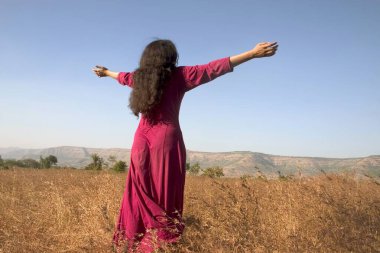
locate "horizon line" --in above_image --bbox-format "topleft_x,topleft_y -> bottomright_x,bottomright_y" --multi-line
0,145 -> 378,160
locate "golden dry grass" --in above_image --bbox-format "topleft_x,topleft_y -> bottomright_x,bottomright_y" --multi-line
0,168 -> 379,252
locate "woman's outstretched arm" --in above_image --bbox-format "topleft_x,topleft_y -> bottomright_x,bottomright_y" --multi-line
92,65 -> 119,79
230,42 -> 278,68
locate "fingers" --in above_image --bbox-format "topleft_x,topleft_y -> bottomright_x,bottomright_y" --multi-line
268,42 -> 277,47
259,42 -> 277,47
264,42 -> 277,49
252,41 -> 279,58
267,45 -> 278,52
266,42 -> 278,55
92,66 -> 105,78
257,42 -> 278,55
93,66 -> 102,72
94,65 -> 108,71
263,46 -> 278,57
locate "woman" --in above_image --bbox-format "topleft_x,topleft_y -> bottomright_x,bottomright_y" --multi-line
93,40 -> 278,252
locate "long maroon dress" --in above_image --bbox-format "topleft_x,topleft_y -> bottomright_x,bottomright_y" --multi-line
113,57 -> 233,252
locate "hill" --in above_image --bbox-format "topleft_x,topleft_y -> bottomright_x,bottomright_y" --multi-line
1,146 -> 379,178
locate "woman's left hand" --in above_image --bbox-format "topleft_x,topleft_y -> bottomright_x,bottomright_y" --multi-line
92,65 -> 109,77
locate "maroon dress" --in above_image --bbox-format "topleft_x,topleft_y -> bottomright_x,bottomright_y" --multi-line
113,57 -> 233,252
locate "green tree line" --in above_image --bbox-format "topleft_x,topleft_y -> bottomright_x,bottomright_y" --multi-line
0,155 -> 58,170
1,154 -> 222,177
84,154 -> 128,172
186,162 -> 224,178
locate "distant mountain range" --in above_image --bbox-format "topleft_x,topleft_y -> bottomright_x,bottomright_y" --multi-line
1,146 -> 379,178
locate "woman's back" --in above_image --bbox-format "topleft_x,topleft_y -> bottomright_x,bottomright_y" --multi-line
117,57 -> 233,125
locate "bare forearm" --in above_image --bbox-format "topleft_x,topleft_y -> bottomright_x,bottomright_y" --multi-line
104,70 -> 119,79
229,51 -> 255,68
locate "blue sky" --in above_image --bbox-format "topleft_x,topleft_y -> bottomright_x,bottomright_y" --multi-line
1,0 -> 379,158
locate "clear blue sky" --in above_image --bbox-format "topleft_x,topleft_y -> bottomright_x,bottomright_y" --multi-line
1,0 -> 379,158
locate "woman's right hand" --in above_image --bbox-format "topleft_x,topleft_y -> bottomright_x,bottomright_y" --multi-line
92,65 -> 109,77
251,42 -> 278,58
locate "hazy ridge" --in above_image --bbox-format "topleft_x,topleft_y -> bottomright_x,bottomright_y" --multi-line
1,146 -> 379,178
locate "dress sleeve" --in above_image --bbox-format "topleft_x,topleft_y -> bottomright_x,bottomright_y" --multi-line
117,72 -> 134,88
182,57 -> 233,92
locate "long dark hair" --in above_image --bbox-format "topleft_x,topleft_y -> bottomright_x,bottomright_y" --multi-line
129,39 -> 178,118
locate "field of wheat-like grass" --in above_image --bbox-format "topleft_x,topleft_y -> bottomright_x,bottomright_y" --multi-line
0,168 -> 379,252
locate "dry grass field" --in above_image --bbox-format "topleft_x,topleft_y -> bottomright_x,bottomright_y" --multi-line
0,168 -> 379,253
